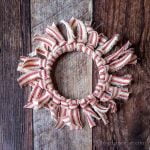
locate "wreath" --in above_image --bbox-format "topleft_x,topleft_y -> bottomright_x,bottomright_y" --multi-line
17,18 -> 137,130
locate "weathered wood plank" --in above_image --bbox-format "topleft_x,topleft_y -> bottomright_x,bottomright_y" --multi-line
31,0 -> 93,150
93,0 -> 150,150
0,0 -> 33,150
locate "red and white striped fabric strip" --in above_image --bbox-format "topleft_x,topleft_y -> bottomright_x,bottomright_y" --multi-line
46,23 -> 66,46
36,79 -> 46,89
47,52 -> 56,61
76,43 -> 86,54
83,106 -> 99,120
48,101 -> 59,121
52,96 -> 61,105
24,84 -> 43,109
39,69 -> 49,80
66,109 -> 82,130
77,20 -> 87,44
35,44 -> 49,57
66,109 -> 75,129
34,79 -> 53,99
58,108 -> 81,130
72,108 -> 83,128
93,88 -> 103,99
62,116 -> 74,130
27,84 -> 43,102
98,65 -> 109,73
32,42 -> 50,57
92,104 -> 109,125
68,100 -> 78,109
117,88 -> 129,100
105,41 -> 131,63
68,41 -> 76,51
98,33 -> 108,46
47,53 -> 56,69
44,78 -> 53,91
117,50 -> 136,65
85,22 -> 99,49
17,69 -> 49,87
87,31 -> 99,49
85,86 -> 99,128
32,91 -> 51,109
96,81 -> 109,91
97,34 -> 120,55
99,92 -> 112,102
106,86 -> 129,100
78,44 -> 93,56
24,102 -> 35,109
98,72 -> 106,81
86,114 -> 96,128
61,20 -> 75,44
60,99 -> 69,109
99,73 -> 110,82
28,79 -> 39,87
19,56 -> 28,61
52,90 -> 62,105
17,70 -> 40,87
62,43 -> 71,52
96,58 -> 106,68
55,118 -> 65,129
18,57 -> 47,71
109,51 -> 133,71
106,86 -> 119,98
86,96 -> 97,105
94,50 -> 103,58
108,100 -> 117,113
53,47 -> 64,57
79,99 -> 88,108
128,53 -> 137,64
91,50 -> 106,66
69,17 -> 78,30
33,34 -> 56,50
87,96 -> 109,125
55,107 -> 68,129
40,59 -> 47,68
98,65 -> 109,81
17,57 -> 39,72
51,50 -> 63,60
93,103 -> 109,113
111,74 -> 132,86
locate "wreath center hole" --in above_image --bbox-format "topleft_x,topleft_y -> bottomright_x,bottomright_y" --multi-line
52,51 -> 95,99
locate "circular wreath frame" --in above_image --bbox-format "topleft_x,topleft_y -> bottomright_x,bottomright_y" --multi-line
17,18 -> 137,130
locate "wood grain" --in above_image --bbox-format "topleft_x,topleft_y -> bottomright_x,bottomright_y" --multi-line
0,0 -> 33,150
31,0 -> 93,150
0,0 -> 149,149
93,0 -> 150,150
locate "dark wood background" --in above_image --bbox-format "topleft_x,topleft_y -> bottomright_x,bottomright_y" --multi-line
0,0 -> 149,150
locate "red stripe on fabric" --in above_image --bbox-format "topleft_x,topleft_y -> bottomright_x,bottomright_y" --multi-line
36,48 -> 46,55
47,27 -> 63,41
34,37 -> 52,47
79,23 -> 82,40
24,64 -> 39,68
18,71 -> 39,83
110,52 -> 132,67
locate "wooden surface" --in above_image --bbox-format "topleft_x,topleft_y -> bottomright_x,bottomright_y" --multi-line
93,0 -> 150,150
0,0 -> 150,150
0,0 -> 32,150
31,0 -> 93,150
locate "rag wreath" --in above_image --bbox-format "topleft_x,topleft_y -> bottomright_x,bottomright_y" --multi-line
17,18 -> 137,130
